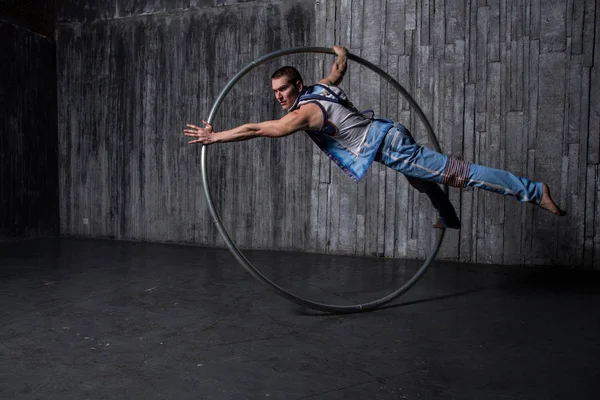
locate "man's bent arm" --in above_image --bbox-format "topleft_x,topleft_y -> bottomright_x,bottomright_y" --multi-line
319,45 -> 348,86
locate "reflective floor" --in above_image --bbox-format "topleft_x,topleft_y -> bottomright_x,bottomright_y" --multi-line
1,238 -> 598,399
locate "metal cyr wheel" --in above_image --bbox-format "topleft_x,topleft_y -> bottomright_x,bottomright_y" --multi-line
200,47 -> 446,313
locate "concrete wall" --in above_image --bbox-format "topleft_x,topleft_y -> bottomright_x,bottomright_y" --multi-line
56,0 -> 317,248
0,10 -> 58,240
56,0 -> 600,268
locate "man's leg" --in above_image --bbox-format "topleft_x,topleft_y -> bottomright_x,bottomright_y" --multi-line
464,162 -> 564,215
405,177 -> 461,229
375,123 -> 565,217
375,125 -> 462,229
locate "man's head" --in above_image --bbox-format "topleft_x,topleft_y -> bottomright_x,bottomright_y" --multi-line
271,66 -> 303,111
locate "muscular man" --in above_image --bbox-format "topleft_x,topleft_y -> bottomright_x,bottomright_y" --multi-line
184,46 -> 565,229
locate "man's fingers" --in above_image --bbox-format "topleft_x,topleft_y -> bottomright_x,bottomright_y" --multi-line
333,45 -> 348,56
188,138 -> 209,145
185,122 -> 212,145
185,122 -> 212,129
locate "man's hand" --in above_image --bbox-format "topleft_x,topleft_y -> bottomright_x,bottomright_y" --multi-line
319,45 -> 349,86
333,45 -> 348,58
184,121 -> 215,145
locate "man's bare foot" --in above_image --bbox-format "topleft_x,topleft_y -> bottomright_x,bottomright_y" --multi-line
539,183 -> 566,216
433,217 -> 461,230
433,218 -> 445,229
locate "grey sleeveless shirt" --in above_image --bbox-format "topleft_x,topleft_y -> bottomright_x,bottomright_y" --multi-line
290,84 -> 373,155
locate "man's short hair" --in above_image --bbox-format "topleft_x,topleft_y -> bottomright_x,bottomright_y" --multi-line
271,66 -> 303,85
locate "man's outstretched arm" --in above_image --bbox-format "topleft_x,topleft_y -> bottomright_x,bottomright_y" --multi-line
184,103 -> 322,145
319,46 -> 349,86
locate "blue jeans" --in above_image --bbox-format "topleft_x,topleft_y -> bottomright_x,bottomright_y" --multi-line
375,123 -> 543,204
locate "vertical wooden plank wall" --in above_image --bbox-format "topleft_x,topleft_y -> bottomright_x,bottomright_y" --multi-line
311,0 -> 599,268
57,0 -> 599,268
57,1 -> 318,248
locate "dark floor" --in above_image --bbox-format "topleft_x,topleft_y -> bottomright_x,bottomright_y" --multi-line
0,238 -> 598,400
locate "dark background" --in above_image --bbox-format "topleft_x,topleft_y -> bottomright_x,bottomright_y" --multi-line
0,0 -> 58,239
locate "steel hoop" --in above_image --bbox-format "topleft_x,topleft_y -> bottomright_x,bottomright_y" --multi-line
200,47 -> 446,313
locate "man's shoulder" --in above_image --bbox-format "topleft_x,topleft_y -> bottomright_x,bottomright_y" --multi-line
308,82 -> 341,92
300,83 -> 347,101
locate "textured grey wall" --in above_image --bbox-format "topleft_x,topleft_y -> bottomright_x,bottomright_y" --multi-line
57,0 -> 317,248
310,0 -> 600,268
0,20 -> 59,240
57,0 -> 600,268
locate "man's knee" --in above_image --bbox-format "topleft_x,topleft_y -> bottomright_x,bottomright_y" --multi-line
440,156 -> 471,188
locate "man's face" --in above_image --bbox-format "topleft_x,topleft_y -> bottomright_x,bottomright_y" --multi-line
271,76 -> 302,111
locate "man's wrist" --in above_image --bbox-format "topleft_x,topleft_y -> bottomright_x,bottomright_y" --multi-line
210,131 -> 221,143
